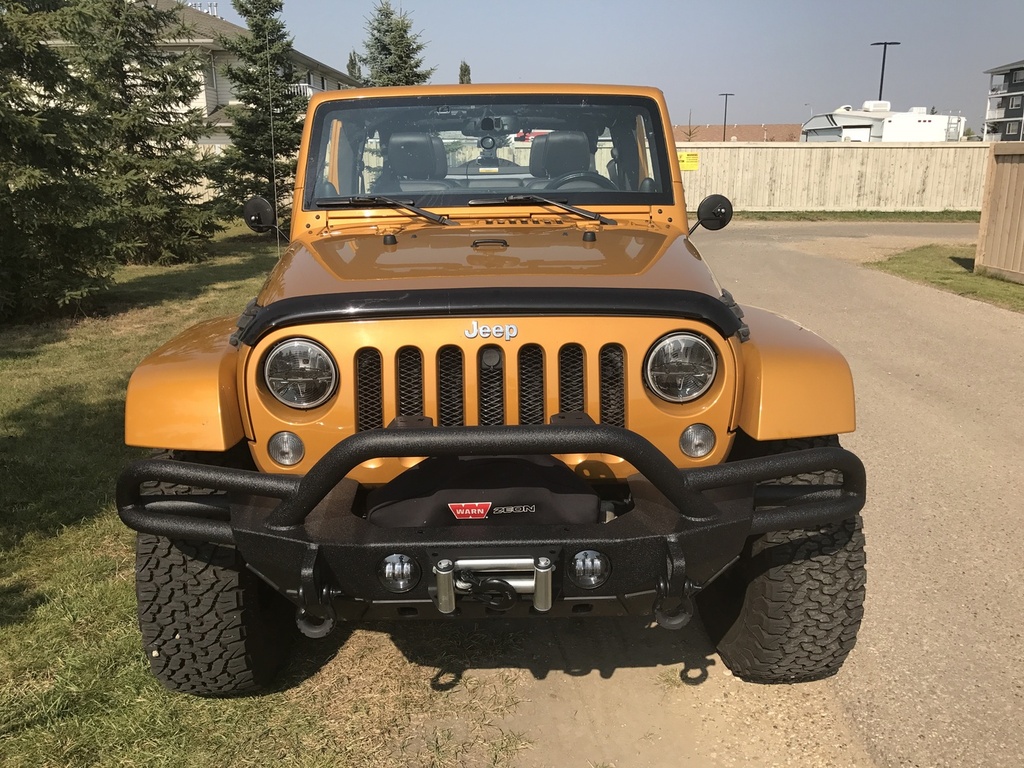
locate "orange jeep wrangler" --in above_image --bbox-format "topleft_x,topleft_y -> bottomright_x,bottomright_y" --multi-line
118,84 -> 866,696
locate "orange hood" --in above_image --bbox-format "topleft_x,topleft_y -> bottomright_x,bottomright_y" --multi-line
256,222 -> 720,306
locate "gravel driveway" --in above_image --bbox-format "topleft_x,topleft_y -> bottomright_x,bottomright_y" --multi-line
489,220 -> 1023,768
310,221 -> 1021,768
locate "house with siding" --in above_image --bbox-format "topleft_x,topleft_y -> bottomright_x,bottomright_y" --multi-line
155,1 -> 359,149
983,58 -> 1024,141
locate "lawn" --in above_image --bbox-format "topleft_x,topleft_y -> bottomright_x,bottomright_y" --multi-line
868,243 -> 1024,314
0,228 -> 528,768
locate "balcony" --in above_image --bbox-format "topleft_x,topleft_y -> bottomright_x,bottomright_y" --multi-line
987,108 -> 1007,120
990,83 -> 1008,95
286,83 -> 323,98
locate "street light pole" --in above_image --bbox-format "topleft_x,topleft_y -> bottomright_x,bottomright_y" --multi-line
871,41 -> 900,101
719,93 -> 734,141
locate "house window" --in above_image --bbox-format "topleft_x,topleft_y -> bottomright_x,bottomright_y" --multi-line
1006,122 -> 1020,135
1014,70 -> 1024,83
1011,96 -> 1023,110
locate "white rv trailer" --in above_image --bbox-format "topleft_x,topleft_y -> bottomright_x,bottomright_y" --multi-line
802,101 -> 965,142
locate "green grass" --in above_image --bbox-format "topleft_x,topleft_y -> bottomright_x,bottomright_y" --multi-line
732,209 -> 980,222
0,227 -> 529,767
868,244 -> 1024,313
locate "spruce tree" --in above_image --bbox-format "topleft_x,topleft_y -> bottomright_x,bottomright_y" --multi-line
1,0 -> 219,321
210,0 -> 307,226
347,49 -> 364,85
63,0 -> 219,265
459,60 -> 471,85
359,1 -> 435,87
0,0 -> 116,319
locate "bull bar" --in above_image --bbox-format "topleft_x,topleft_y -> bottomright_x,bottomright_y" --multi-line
117,424 -> 865,625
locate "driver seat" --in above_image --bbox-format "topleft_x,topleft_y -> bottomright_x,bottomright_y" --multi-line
527,131 -> 600,189
385,132 -> 455,192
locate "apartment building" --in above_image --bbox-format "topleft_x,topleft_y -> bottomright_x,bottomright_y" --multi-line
983,58 -> 1024,141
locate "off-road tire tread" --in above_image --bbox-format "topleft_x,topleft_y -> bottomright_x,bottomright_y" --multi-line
135,534 -> 293,696
705,435 -> 866,684
135,448 -> 293,696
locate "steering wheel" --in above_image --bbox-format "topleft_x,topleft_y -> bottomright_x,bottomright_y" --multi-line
545,171 -> 618,190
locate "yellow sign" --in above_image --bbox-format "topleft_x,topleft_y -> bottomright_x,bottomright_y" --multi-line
678,151 -> 699,171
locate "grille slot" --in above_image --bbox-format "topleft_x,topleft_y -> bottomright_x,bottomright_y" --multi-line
351,341 -> 625,428
355,348 -> 383,431
478,346 -> 505,426
599,345 -> 626,427
437,346 -> 465,427
396,347 -> 423,416
518,344 -> 545,425
558,344 -> 585,413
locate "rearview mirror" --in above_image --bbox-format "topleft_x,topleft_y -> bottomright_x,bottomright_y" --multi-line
243,197 -> 277,234
690,194 -> 733,235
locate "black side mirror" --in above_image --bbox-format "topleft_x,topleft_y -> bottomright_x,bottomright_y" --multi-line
243,197 -> 277,234
689,194 -> 733,235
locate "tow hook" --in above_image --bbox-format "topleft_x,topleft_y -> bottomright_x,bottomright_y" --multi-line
653,576 -> 698,630
653,556 -> 739,630
295,543 -> 338,637
296,609 -> 336,638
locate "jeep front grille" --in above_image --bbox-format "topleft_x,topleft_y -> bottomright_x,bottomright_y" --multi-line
355,349 -> 384,431
353,343 -> 626,430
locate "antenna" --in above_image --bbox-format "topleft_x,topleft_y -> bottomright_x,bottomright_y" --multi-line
264,25 -> 282,257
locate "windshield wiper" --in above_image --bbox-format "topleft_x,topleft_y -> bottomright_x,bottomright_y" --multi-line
314,195 -> 458,226
467,194 -> 616,225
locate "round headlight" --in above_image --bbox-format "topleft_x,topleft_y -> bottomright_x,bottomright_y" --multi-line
644,333 -> 717,403
264,338 -> 337,408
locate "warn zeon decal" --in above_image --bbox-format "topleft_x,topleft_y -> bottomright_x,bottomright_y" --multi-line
447,502 -> 537,520
448,502 -> 491,520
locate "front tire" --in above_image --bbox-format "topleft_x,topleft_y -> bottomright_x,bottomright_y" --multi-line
136,534 -> 296,696
699,436 -> 867,683
135,448 -> 296,696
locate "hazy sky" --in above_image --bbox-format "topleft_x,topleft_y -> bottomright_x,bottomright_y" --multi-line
213,0 -> 1024,129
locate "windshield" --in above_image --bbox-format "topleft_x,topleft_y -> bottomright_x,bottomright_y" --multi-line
303,94 -> 673,209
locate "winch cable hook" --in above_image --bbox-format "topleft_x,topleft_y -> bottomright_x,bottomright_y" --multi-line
456,569 -> 518,611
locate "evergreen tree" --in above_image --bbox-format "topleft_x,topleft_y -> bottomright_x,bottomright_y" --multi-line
210,0 -> 307,226
63,0 -> 219,265
458,60 -> 471,84
347,49 -> 364,85
359,1 -> 435,87
0,1 -> 115,319
2,0 -> 216,319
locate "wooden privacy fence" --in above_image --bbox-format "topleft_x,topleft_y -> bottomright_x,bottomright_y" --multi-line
675,142 -> 989,212
976,143 -> 1024,284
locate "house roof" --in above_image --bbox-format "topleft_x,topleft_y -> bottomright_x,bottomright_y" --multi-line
985,59 -> 1024,75
673,123 -> 802,142
154,0 -> 249,41
153,0 -> 360,86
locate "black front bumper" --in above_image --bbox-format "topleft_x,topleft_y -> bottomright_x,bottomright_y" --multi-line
117,424 -> 865,623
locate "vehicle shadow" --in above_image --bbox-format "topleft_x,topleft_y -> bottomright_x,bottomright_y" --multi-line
279,614 -> 719,692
